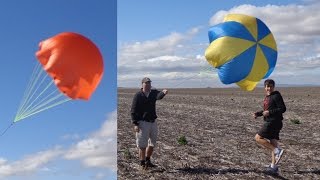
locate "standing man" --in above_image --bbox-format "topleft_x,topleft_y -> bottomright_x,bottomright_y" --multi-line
131,77 -> 168,169
253,79 -> 286,174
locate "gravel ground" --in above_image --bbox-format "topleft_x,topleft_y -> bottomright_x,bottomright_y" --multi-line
118,87 -> 320,180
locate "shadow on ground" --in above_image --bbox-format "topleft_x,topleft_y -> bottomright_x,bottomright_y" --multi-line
176,167 -> 289,180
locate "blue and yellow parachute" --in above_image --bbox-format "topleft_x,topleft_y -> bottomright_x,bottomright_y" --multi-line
205,14 -> 277,91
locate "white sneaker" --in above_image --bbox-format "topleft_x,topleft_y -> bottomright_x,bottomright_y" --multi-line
266,164 -> 279,174
275,148 -> 284,164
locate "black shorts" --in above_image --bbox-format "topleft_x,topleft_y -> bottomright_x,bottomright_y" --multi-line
258,121 -> 283,140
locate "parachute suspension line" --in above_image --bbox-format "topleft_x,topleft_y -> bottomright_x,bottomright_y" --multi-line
198,65 -> 216,88
173,73 -> 201,88
17,79 -> 54,118
15,95 -> 71,122
14,62 -> 71,122
16,67 -> 48,116
17,89 -> 68,120
15,63 -> 42,117
18,86 -> 59,117
0,122 -> 14,137
173,65 -> 215,88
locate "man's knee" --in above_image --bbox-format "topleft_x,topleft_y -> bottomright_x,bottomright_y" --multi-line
255,134 -> 262,142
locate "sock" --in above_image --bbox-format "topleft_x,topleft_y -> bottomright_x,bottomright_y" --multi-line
270,163 -> 275,168
274,147 -> 279,154
146,157 -> 150,161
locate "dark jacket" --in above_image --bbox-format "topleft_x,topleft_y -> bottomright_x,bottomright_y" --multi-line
255,91 -> 286,123
131,89 -> 166,125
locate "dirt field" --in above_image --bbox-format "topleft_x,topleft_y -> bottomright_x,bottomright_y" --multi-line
118,87 -> 320,180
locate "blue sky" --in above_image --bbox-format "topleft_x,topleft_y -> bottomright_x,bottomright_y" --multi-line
118,0 -> 295,42
0,1 -> 116,180
118,0 -> 320,88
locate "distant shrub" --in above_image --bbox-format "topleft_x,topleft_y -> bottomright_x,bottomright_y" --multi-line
123,148 -> 132,159
290,118 -> 301,124
177,135 -> 188,145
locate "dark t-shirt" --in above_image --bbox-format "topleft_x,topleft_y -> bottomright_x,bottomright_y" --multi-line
131,89 -> 165,125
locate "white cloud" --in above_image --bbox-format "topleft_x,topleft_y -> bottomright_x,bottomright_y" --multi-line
0,148 -> 63,178
118,27 -> 216,87
138,55 -> 185,63
119,32 -> 186,65
119,1 -> 320,87
61,134 -> 81,141
94,172 -> 106,180
209,3 -> 320,45
64,111 -> 117,171
0,110 -> 117,179
118,27 -> 201,65
0,159 -> 6,166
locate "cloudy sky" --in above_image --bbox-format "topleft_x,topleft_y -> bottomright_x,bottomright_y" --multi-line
0,111 -> 117,180
118,0 -> 320,88
0,1 -> 116,179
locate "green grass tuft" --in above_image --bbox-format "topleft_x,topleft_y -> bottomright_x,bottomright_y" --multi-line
123,148 -> 132,159
177,135 -> 188,145
290,118 -> 301,124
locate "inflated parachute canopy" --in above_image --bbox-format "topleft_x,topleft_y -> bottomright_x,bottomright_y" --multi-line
205,14 -> 277,91
36,32 -> 104,100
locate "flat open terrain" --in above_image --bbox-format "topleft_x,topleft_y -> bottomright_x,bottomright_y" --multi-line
118,87 -> 320,179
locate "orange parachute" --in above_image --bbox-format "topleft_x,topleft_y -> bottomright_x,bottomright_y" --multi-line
35,32 -> 104,100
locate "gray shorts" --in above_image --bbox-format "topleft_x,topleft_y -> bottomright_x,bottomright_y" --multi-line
136,120 -> 158,148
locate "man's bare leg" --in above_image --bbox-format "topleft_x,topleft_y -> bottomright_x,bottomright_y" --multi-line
146,146 -> 153,158
139,148 -> 146,168
255,134 -> 276,151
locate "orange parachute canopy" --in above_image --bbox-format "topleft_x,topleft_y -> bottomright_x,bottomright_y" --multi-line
35,32 -> 104,100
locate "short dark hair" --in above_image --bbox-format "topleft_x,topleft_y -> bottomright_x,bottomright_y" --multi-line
264,79 -> 275,87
